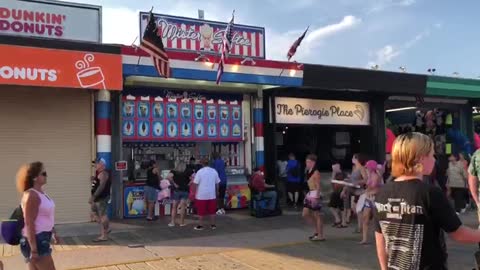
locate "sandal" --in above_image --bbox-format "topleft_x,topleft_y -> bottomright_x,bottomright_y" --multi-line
331,222 -> 341,227
308,233 -> 318,240
310,235 -> 326,242
336,224 -> 348,228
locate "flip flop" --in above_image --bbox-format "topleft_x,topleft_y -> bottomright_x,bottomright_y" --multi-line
92,238 -> 108,242
331,222 -> 341,227
336,224 -> 348,228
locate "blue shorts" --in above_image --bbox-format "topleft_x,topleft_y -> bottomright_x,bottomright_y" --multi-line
172,191 -> 189,201
20,231 -> 52,262
144,186 -> 158,203
363,198 -> 375,209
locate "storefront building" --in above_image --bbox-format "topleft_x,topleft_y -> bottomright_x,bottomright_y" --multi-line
0,1 -> 122,223
263,64 -> 427,180
113,12 -> 302,218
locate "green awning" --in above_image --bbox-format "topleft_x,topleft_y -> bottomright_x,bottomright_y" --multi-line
427,76 -> 480,98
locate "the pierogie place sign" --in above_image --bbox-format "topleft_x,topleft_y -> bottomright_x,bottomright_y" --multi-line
274,97 -> 370,126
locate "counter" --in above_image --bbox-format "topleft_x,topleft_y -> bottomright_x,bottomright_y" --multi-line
122,167 -> 250,218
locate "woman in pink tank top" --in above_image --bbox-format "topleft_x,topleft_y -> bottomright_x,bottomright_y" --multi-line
359,160 -> 382,245
17,162 -> 57,270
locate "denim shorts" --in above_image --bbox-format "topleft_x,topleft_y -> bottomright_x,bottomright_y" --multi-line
20,231 -> 52,262
144,186 -> 158,203
172,191 -> 189,202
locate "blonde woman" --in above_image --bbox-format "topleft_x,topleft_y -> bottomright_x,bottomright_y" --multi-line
168,161 -> 191,227
302,154 -> 324,241
375,132 -> 480,270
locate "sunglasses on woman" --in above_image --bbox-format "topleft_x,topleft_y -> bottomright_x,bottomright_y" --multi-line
41,171 -> 48,177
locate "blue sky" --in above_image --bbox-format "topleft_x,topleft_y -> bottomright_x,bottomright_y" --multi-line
70,0 -> 480,78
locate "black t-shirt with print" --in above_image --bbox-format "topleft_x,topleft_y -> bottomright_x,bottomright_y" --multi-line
374,179 -> 462,270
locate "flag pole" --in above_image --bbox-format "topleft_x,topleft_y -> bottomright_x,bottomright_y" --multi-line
212,10 -> 235,70
137,6 -> 155,66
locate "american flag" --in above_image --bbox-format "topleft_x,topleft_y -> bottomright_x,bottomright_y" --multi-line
216,11 -> 235,85
140,11 -> 171,78
287,26 -> 309,61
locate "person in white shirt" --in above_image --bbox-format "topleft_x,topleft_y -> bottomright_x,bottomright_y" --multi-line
193,158 -> 220,230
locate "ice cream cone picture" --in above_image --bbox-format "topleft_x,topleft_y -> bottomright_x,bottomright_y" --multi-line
195,105 -> 204,120
233,107 -> 240,120
220,106 -> 229,120
126,191 -> 134,214
138,121 -> 149,137
200,24 -> 214,51
153,122 -> 163,137
153,103 -> 163,118
123,101 -> 134,117
207,106 -> 216,120
182,122 -> 191,137
123,121 -> 134,136
195,123 -> 204,137
221,123 -> 229,137
208,123 -> 216,137
168,122 -> 178,137
138,102 -> 149,118
75,54 -> 106,89
233,123 -> 241,137
181,105 -> 191,119
167,104 -> 177,119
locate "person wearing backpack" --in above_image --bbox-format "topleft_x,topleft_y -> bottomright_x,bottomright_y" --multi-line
286,153 -> 302,208
17,162 -> 57,270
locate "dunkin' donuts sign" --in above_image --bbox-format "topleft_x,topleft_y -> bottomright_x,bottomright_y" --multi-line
274,97 -> 370,126
0,0 -> 101,42
0,44 -> 122,90
140,12 -> 266,59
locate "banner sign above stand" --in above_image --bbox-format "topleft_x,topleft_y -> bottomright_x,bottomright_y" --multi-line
273,97 -> 370,126
139,12 -> 266,59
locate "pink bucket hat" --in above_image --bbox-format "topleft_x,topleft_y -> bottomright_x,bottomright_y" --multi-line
365,160 -> 378,172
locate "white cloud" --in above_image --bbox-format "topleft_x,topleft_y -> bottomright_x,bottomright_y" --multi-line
368,0 -> 417,13
399,0 -> 416,6
367,27 -> 432,68
267,15 -> 361,61
75,0 -> 229,45
367,45 -> 400,67
306,15 -> 361,43
102,7 -> 139,44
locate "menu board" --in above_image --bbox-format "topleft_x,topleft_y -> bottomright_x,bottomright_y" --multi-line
122,96 -> 242,142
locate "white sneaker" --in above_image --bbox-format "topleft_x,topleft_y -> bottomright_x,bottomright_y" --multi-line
168,222 -> 175,227
461,208 -> 467,214
216,209 -> 226,215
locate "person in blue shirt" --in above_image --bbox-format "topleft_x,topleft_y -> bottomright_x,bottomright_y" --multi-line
286,153 -> 301,207
212,152 -> 228,215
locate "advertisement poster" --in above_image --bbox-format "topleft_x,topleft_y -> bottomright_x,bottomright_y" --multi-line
225,184 -> 251,209
124,185 -> 147,218
122,96 -> 242,142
